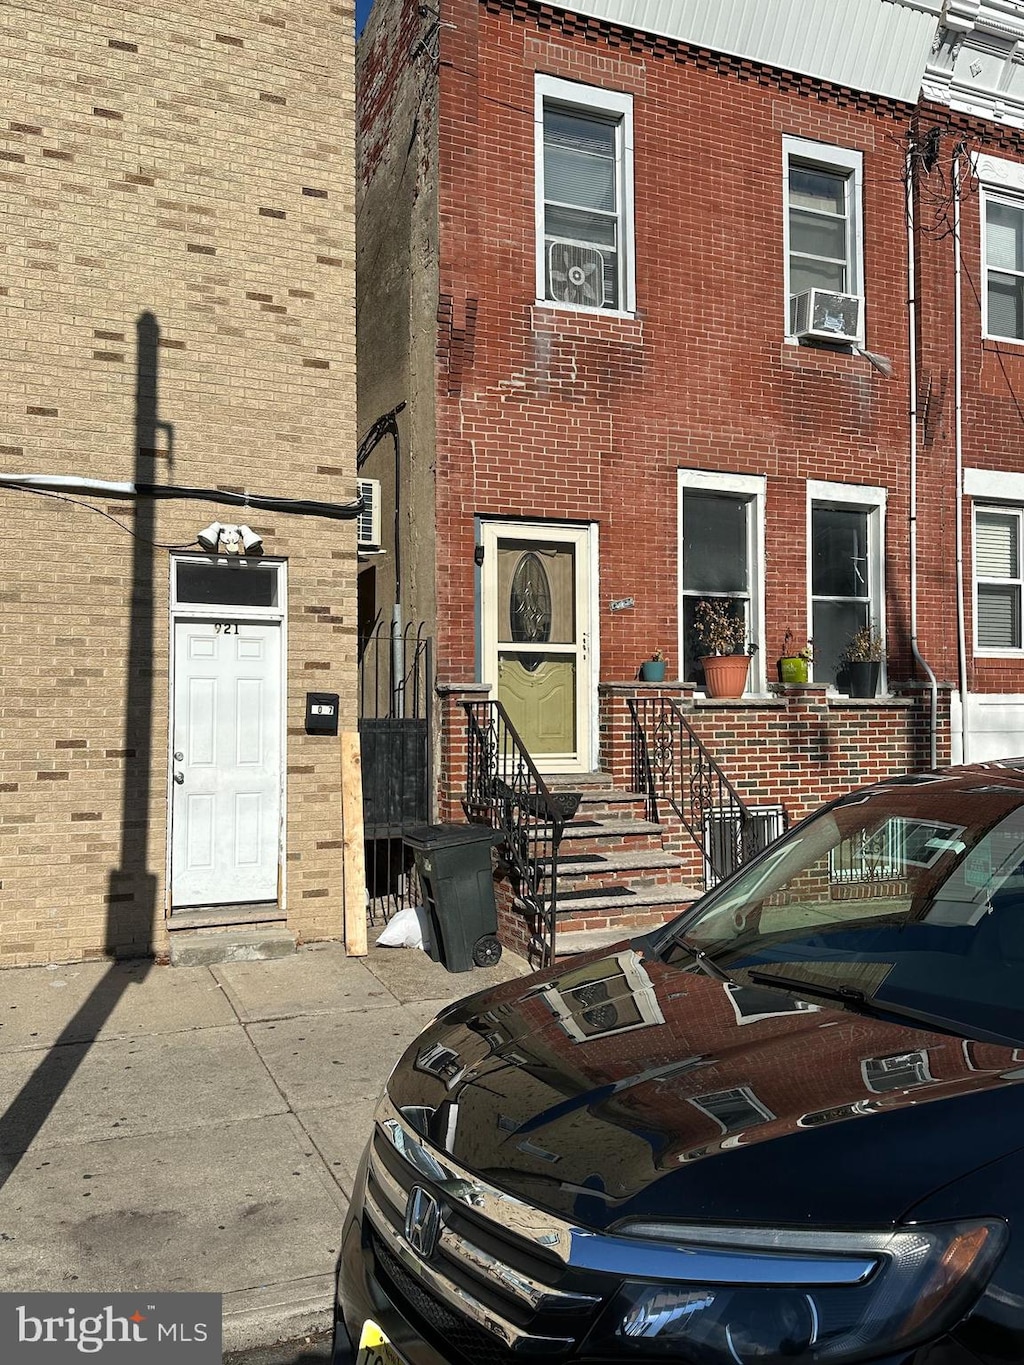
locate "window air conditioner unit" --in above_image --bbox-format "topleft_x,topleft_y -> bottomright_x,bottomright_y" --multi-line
792,289 -> 863,344
356,477 -> 381,550
548,242 -> 607,308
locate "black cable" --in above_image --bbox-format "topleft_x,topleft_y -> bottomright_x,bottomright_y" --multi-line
136,482 -> 365,519
5,484 -> 198,549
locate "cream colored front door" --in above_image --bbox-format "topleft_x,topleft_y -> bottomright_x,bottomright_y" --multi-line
481,522 -> 595,772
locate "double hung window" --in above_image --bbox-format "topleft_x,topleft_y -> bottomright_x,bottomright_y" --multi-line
783,137 -> 863,335
983,195 -> 1024,341
974,155 -> 1024,340
535,75 -> 634,313
809,482 -> 885,689
679,471 -> 765,692
974,507 -> 1024,650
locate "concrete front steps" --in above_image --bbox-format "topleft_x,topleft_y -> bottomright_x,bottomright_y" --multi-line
166,904 -> 297,966
542,774 -> 701,956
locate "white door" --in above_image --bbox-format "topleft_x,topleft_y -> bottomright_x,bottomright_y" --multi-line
171,620 -> 282,907
481,522 -> 595,772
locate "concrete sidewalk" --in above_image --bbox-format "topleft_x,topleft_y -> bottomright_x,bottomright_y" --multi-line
0,937 -> 530,1353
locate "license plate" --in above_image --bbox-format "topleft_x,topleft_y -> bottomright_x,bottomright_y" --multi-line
357,1319 -> 409,1365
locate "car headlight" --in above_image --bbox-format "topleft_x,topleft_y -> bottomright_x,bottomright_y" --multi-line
601,1219 -> 1006,1362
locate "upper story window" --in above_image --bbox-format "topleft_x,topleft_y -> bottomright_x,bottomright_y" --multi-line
535,75 -> 634,314
983,194 -> 1024,341
783,137 -> 863,339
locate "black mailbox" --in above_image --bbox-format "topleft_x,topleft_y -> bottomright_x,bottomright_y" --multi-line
305,691 -> 339,735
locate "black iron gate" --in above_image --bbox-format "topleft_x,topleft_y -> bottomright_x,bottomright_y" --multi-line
358,622 -> 432,923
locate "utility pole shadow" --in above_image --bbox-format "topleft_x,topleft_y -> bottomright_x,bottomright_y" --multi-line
0,313 -> 168,1187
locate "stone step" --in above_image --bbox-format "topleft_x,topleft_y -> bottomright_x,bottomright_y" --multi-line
552,877 -> 697,940
559,816 -> 665,850
169,925 -> 297,967
573,789 -> 650,820
554,927 -> 636,957
553,847 -> 690,892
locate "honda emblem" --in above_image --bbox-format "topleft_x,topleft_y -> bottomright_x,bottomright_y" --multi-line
404,1185 -> 441,1259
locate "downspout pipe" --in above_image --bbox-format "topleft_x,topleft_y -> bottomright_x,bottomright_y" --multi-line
907,146 -> 939,770
953,152 -> 971,763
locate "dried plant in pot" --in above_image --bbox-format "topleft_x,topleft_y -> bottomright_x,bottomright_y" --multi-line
842,625 -> 886,698
779,630 -> 813,684
640,648 -> 667,683
693,599 -> 751,698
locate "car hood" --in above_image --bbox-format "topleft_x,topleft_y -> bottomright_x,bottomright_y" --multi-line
387,943 -> 1024,1229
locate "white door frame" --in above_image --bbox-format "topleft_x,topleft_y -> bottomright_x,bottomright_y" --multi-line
166,555 -> 288,912
478,519 -> 599,773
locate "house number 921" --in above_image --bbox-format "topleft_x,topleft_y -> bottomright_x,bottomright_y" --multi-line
214,623 -> 238,634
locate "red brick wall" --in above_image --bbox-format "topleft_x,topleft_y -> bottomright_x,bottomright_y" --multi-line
912,110 -> 1024,699
434,0 -> 920,685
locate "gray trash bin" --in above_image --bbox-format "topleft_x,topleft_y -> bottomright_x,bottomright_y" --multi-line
403,823 -> 502,973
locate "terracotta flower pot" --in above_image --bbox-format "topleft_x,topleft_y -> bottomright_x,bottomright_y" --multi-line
701,653 -> 749,698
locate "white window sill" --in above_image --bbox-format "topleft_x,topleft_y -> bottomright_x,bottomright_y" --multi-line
534,299 -> 637,321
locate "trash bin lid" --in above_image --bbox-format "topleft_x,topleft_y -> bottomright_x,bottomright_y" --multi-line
403,822 -> 501,850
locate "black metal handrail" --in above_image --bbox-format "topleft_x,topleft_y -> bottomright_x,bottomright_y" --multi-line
628,695 -> 785,889
462,700 -> 576,969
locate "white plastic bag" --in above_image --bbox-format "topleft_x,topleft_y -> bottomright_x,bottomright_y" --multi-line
377,905 -> 432,952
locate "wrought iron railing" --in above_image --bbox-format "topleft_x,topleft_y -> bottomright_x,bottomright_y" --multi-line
629,695 -> 786,889
358,622 -> 433,924
462,700 -> 579,969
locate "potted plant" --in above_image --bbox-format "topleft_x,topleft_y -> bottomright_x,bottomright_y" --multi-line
778,630 -> 812,684
842,624 -> 885,698
693,598 -> 751,698
640,648 -> 667,683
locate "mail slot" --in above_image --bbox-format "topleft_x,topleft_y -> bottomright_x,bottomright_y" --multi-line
305,691 -> 340,735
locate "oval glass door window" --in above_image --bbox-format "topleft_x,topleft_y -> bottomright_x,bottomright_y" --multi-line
510,552 -> 552,669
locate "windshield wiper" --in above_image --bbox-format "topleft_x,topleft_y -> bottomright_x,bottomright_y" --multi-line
745,969 -> 1020,1044
677,936 -> 736,985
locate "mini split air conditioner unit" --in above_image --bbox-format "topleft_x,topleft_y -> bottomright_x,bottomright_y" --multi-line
792,288 -> 863,344
548,242 -> 607,308
356,477 -> 382,550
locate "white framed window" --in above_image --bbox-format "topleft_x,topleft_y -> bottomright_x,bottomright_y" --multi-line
535,75 -> 634,314
982,193 -> 1024,341
975,155 -> 1024,341
808,480 -> 885,690
783,137 -> 863,336
678,470 -> 766,693
974,505 -> 1024,651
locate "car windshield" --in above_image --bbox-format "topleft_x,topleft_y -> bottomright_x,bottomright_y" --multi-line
659,774 -> 1024,1045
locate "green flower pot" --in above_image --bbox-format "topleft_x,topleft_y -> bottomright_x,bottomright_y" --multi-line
779,656 -> 809,684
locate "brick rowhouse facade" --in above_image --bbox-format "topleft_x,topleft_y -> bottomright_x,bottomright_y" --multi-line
0,1 -> 358,966
358,0 -> 1024,947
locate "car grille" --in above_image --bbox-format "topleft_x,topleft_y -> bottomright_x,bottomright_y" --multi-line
372,1230 -> 520,1365
363,1097 -> 610,1362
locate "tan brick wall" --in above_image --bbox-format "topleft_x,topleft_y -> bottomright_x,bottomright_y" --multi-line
0,1 -> 357,965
